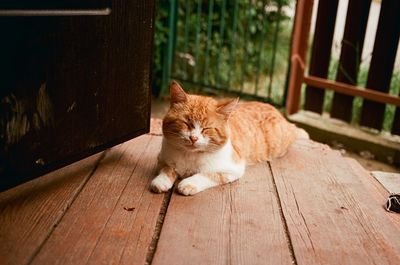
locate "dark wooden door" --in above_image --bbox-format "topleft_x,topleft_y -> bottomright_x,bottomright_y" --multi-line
0,0 -> 155,190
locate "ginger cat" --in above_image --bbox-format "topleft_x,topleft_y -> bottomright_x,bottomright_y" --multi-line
150,81 -> 308,195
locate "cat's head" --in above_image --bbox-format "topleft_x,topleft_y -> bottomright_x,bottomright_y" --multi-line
162,81 -> 238,152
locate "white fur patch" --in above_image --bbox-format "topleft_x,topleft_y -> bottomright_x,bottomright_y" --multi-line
150,173 -> 173,193
178,174 -> 218,195
200,139 -> 245,176
182,122 -> 209,148
193,122 -> 202,136
159,139 -> 245,178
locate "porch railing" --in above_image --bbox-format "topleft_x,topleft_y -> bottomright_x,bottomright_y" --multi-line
157,0 -> 400,136
159,0 -> 294,106
287,0 -> 400,136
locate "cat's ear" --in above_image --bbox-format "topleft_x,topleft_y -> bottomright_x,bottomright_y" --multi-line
216,98 -> 239,118
170,81 -> 188,105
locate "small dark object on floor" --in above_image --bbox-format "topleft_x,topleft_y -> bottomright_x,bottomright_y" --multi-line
386,194 -> 400,213
123,207 -> 135,211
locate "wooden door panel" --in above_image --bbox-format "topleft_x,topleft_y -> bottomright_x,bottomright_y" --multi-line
0,0 -> 155,190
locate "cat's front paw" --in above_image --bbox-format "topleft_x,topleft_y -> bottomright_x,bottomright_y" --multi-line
150,174 -> 173,193
177,179 -> 199,196
177,174 -> 219,196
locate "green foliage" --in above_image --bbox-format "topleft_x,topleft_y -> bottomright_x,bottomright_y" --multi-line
153,0 -> 294,103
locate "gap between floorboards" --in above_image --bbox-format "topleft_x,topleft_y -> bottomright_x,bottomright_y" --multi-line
145,187 -> 174,265
268,161 -> 298,265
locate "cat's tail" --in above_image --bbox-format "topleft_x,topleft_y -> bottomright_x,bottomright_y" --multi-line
296,128 -> 309,139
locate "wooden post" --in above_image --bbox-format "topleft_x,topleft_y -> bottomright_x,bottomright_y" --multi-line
286,0 -> 314,115
330,0 -> 371,122
304,0 -> 339,114
360,0 -> 400,130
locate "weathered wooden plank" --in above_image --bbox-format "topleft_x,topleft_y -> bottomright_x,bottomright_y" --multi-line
152,163 -> 293,265
31,135 -> 164,265
270,139 -> 400,265
304,0 -> 339,114
360,0 -> 400,130
330,0 -> 371,121
344,158 -> 391,197
86,136 -> 164,265
0,152 -> 103,265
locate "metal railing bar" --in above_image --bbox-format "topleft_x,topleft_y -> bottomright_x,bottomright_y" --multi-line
204,0 -> 215,84
160,0 -> 178,96
267,0 -> 283,99
193,0 -> 202,83
216,0 -> 227,87
239,0 -> 252,94
254,0 -> 268,96
182,0 -> 192,79
282,3 -> 297,108
227,0 -> 240,89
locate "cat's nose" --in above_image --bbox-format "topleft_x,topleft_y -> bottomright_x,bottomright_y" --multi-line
189,135 -> 198,144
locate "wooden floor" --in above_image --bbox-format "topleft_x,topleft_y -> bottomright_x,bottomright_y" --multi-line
1,133 -> 400,265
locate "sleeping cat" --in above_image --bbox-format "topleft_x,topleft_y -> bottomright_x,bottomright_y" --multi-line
150,81 -> 308,196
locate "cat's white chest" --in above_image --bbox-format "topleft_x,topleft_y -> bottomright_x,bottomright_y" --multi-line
159,139 -> 244,178
169,149 -> 201,177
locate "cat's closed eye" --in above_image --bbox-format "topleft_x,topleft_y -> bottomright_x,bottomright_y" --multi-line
182,121 -> 192,129
202,127 -> 213,132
